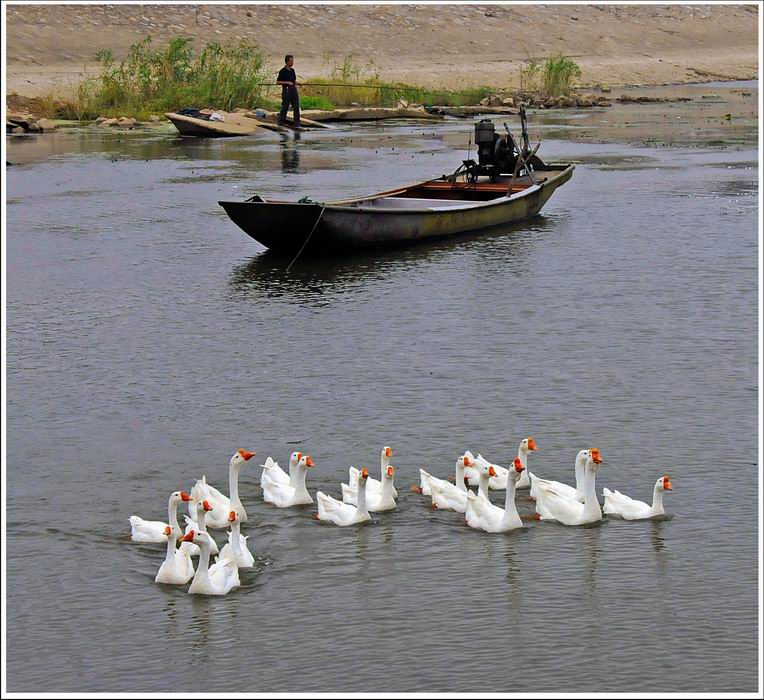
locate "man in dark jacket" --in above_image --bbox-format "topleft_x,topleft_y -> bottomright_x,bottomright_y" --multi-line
276,54 -> 300,127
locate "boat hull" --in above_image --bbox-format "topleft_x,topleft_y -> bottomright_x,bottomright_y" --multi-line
219,165 -> 573,254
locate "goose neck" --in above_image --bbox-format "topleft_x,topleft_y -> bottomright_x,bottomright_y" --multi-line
651,487 -> 665,515
230,520 -> 241,557
164,532 -> 177,565
455,461 -> 467,492
168,498 -> 181,531
356,480 -> 369,516
229,464 -> 241,502
477,473 -> 490,499
502,476 -> 519,519
581,464 -> 601,518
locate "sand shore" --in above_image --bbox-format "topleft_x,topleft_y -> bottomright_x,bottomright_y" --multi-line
5,4 -> 759,97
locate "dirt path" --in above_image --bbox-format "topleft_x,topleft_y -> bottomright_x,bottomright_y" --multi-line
5,4 -> 758,97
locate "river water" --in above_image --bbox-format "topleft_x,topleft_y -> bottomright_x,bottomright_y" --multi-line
5,104 -> 759,692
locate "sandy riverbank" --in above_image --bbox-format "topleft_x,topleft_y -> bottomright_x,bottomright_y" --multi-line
4,4 -> 759,97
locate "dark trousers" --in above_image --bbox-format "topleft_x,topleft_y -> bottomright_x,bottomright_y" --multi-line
278,86 -> 300,125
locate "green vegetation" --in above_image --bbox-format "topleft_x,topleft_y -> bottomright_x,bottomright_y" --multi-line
293,53 -> 492,109
519,53 -> 581,97
298,95 -> 336,111
72,35 -> 270,119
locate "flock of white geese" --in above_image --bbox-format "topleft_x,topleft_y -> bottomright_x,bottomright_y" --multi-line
130,440 -> 673,596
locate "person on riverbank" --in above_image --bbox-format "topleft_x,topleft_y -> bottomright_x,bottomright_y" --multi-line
276,54 -> 301,128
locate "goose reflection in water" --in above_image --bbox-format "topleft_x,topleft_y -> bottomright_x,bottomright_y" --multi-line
226,214 -> 552,304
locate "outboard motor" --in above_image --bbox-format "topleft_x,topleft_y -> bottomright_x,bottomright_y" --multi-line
473,119 -> 517,180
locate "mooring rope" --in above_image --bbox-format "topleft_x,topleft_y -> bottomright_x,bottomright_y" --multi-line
286,204 -> 327,273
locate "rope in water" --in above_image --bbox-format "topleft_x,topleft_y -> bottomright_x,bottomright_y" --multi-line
285,204 -> 327,273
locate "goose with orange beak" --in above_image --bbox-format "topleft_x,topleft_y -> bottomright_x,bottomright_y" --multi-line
534,449 -> 605,526
465,458 -> 525,532
415,452 -> 475,497
219,510 -> 255,567
263,454 -> 316,507
345,446 -> 398,501
464,438 -> 537,490
342,465 -> 397,512
316,468 -> 372,526
180,529 -> 240,596
260,451 -> 304,489
603,474 -> 673,520
155,525 -> 195,585
428,454 -> 490,512
529,449 -> 589,503
189,449 -> 256,528
130,490 -> 193,543
180,499 -> 219,557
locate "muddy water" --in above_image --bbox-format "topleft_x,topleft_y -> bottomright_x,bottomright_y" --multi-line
5,93 -> 759,692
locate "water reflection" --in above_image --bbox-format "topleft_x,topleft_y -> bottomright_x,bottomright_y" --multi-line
226,215 -> 552,304
281,133 -> 301,174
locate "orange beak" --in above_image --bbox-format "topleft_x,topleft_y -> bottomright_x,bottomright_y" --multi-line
663,475 -> 672,491
228,511 -> 236,522
488,466 -> 497,477
361,468 -> 369,479
202,500 -> 213,512
514,458 -> 524,472
237,449 -> 256,461
296,452 -> 302,460
527,437 -> 536,451
305,455 -> 315,468
385,447 -> 393,458
180,491 -> 192,502
591,448 -> 602,464
463,456 -> 470,466
180,531 -> 195,543
387,466 -> 394,477
163,525 -> 172,536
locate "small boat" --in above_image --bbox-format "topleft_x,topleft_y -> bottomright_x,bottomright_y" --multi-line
166,110 -> 285,137
219,115 -> 574,254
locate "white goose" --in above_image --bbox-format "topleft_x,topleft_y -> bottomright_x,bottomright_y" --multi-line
516,437 -> 537,489
180,530 -> 240,596
180,499 -> 219,557
260,451 -> 303,489
130,490 -> 192,543
218,510 -> 255,567
155,525 -> 195,585
345,446 -> 398,500
414,453 -> 475,496
317,468 -> 372,526
189,448 -> 255,528
529,449 -> 588,501
342,465 -> 397,512
465,457 -> 525,533
534,449 -> 604,526
428,456 -> 489,513
263,454 -> 315,507
604,474 -> 673,520
464,438 -> 537,490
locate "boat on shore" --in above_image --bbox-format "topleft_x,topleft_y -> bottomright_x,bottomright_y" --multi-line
219,115 -> 574,254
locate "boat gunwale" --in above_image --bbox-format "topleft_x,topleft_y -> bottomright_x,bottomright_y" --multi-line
220,164 -> 574,215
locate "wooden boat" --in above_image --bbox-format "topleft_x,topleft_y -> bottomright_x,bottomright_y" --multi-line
165,111 -> 286,137
219,116 -> 573,253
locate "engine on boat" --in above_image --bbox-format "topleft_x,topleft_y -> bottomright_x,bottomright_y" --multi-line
474,119 -> 518,179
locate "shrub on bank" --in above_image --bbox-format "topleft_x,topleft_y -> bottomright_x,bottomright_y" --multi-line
70,35 -> 270,119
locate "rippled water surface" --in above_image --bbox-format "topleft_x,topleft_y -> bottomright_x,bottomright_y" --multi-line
5,116 -> 759,692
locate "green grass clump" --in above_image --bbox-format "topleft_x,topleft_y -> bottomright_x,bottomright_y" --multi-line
299,95 -> 336,110
542,53 -> 582,97
519,53 -> 581,97
72,35 -> 269,119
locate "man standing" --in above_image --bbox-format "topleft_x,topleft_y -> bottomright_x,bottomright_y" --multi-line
276,54 -> 300,127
